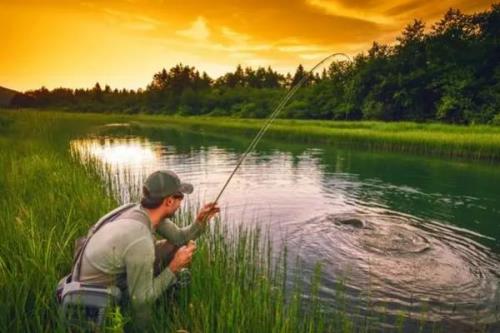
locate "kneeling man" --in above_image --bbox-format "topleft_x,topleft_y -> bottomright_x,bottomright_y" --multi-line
75,170 -> 219,326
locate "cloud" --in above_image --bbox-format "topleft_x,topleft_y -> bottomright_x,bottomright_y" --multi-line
277,45 -> 326,53
220,26 -> 251,44
106,12 -> 159,31
119,0 -> 387,45
176,16 -> 211,41
306,0 -> 397,25
298,52 -> 330,60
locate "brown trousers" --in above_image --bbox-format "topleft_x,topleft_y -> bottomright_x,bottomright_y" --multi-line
153,240 -> 179,277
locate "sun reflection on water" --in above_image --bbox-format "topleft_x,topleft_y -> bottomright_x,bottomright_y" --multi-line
70,137 -> 166,202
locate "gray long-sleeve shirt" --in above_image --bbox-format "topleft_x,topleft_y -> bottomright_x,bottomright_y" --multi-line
79,204 -> 204,306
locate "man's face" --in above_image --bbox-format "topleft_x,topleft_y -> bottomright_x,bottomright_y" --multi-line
164,192 -> 184,218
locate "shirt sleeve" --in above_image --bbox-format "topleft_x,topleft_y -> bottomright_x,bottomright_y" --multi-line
156,219 -> 205,246
123,236 -> 177,306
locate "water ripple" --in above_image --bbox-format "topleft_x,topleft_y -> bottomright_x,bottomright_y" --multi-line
288,211 -> 500,325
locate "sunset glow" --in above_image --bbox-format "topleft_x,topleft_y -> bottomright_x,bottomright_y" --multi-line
1,0 -> 494,91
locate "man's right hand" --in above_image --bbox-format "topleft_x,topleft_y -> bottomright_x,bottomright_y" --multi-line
168,241 -> 196,273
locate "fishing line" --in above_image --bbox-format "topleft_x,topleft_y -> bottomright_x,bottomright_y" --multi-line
213,52 -> 352,204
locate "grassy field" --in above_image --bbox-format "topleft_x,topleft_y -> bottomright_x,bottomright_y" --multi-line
0,109 -> 497,332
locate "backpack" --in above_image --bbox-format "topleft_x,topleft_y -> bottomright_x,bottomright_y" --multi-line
55,203 -> 136,327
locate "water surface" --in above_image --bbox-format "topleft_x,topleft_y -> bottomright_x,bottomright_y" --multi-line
71,123 -> 500,331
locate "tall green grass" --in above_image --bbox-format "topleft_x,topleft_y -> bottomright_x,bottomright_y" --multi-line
0,112 -> 116,332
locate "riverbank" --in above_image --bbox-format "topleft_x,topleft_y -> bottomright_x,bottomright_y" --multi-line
0,110 -> 343,331
138,114 -> 500,162
3,108 -> 500,162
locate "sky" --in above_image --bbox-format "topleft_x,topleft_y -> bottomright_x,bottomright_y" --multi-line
1,0 -> 495,91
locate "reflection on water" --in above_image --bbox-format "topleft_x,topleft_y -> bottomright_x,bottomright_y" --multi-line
70,128 -> 500,331
70,137 -> 166,202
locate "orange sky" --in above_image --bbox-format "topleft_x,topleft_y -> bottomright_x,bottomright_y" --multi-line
1,0 -> 495,91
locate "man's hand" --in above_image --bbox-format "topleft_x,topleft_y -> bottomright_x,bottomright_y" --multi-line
168,241 -> 196,273
196,202 -> 220,225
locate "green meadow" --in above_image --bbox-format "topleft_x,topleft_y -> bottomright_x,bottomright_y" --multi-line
0,109 -> 498,332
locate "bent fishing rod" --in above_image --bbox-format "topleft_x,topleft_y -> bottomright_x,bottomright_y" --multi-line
213,52 -> 352,204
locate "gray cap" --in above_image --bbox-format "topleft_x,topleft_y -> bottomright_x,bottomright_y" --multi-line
143,170 -> 193,199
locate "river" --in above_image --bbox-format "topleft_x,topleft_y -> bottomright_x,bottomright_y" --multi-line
70,122 -> 500,332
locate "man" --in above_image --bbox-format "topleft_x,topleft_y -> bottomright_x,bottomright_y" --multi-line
76,170 -> 219,325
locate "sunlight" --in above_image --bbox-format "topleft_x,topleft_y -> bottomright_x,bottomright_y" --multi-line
71,138 -> 160,166
70,137 -> 167,202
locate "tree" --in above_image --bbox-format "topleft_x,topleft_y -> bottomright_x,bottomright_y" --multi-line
150,68 -> 169,90
291,64 -> 308,87
92,82 -> 103,102
397,19 -> 426,48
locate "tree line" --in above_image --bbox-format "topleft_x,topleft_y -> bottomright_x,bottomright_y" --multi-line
10,4 -> 500,124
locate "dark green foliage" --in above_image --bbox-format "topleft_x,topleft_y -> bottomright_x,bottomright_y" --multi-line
9,5 -> 500,124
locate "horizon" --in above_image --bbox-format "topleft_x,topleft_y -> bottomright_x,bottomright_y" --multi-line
1,0 -> 495,92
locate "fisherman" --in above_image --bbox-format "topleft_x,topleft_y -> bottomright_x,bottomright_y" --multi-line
58,170 -> 219,329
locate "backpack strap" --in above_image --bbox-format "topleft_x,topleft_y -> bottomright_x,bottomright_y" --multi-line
72,203 -> 136,282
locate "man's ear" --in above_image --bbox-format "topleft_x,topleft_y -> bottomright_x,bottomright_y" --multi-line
163,196 -> 173,207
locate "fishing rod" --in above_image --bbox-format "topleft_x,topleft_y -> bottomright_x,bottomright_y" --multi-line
213,52 -> 352,204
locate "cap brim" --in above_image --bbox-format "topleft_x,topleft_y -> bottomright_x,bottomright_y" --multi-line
178,182 -> 194,194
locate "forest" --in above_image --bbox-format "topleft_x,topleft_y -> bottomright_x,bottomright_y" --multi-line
9,5 -> 500,124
